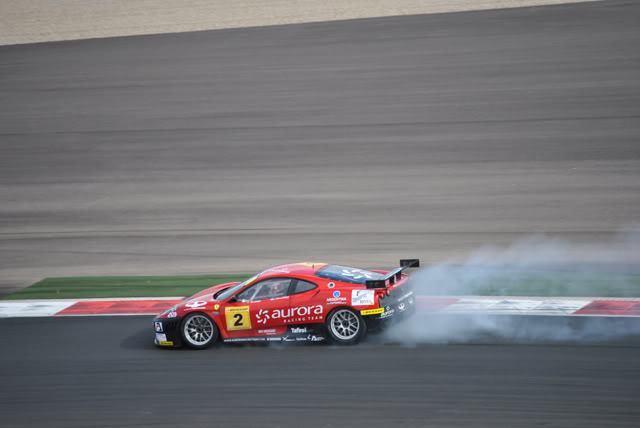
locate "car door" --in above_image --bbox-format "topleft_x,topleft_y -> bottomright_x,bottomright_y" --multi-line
222,277 -> 292,338
287,279 -> 324,324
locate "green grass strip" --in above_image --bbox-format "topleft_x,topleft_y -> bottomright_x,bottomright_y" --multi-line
4,268 -> 640,300
3,274 -> 251,300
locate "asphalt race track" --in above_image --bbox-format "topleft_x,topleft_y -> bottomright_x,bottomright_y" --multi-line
1,316 -> 639,428
1,0 -> 640,292
2,1 -> 640,427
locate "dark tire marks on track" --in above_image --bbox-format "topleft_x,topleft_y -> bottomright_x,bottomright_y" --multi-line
1,316 -> 640,428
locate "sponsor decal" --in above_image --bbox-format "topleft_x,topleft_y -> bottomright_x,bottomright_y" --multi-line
256,309 -> 270,324
262,334 -> 325,342
156,333 -> 167,342
224,337 -> 268,343
162,305 -> 177,318
214,304 -> 220,310
211,311 -> 220,315
244,275 -> 259,285
154,322 -> 163,332
328,282 -> 335,288
297,262 -> 327,267
263,267 -> 291,274
158,341 -> 174,346
326,290 -> 347,305
295,335 -> 324,342
290,327 -> 307,334
380,306 -> 395,319
277,334 -> 324,343
256,305 -> 323,325
352,290 -> 375,306
408,296 -> 415,305
341,268 -> 377,281
222,335 -> 334,343
397,291 -> 414,302
185,301 -> 207,309
398,303 -> 406,312
360,308 -> 384,316
225,306 -> 252,330
258,329 -> 277,335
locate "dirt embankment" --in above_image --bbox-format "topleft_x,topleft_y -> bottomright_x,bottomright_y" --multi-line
0,0 -> 593,45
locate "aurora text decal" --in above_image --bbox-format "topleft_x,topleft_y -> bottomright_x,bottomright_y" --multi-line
256,305 -> 323,325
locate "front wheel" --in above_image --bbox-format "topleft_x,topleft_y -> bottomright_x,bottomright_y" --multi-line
326,308 -> 366,345
181,312 -> 219,349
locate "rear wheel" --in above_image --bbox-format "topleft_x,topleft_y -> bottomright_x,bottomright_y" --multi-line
181,312 -> 218,349
326,308 -> 366,345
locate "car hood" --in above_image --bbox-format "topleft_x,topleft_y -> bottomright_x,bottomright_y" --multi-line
186,281 -> 240,301
156,282 -> 238,318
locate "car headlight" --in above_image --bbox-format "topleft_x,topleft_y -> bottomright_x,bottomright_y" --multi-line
160,305 -> 177,316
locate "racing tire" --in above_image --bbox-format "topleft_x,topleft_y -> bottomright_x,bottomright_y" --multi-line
180,312 -> 219,350
325,307 -> 366,345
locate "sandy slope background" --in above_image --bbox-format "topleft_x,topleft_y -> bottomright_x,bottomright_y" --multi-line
2,0 -> 639,297
0,0 -> 594,45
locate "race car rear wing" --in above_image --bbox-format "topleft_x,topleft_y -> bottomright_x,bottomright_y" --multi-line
365,259 -> 420,288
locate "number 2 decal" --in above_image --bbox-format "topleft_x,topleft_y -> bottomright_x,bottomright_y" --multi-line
225,306 -> 252,331
233,313 -> 243,326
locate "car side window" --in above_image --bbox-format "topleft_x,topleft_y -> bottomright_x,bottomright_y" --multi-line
235,278 -> 292,302
292,279 -> 317,295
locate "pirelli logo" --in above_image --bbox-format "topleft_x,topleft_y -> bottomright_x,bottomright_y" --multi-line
360,308 -> 385,316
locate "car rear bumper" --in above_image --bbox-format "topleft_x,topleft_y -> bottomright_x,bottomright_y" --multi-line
360,293 -> 416,330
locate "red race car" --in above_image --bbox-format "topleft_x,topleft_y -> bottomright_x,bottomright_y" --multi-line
152,259 -> 419,349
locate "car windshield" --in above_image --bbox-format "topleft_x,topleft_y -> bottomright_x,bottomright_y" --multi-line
315,265 -> 384,285
214,275 -> 257,301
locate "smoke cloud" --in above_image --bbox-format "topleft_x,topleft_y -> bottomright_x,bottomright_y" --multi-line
380,313 -> 640,345
410,231 -> 640,298
381,231 -> 640,345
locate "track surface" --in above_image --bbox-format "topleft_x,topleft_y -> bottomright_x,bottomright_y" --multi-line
1,0 -> 640,294
1,315 -> 640,428
2,3 -> 640,426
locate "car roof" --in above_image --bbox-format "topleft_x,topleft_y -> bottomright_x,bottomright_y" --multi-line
258,262 -> 328,278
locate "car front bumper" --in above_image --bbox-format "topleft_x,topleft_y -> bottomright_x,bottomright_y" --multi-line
152,317 -> 183,347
